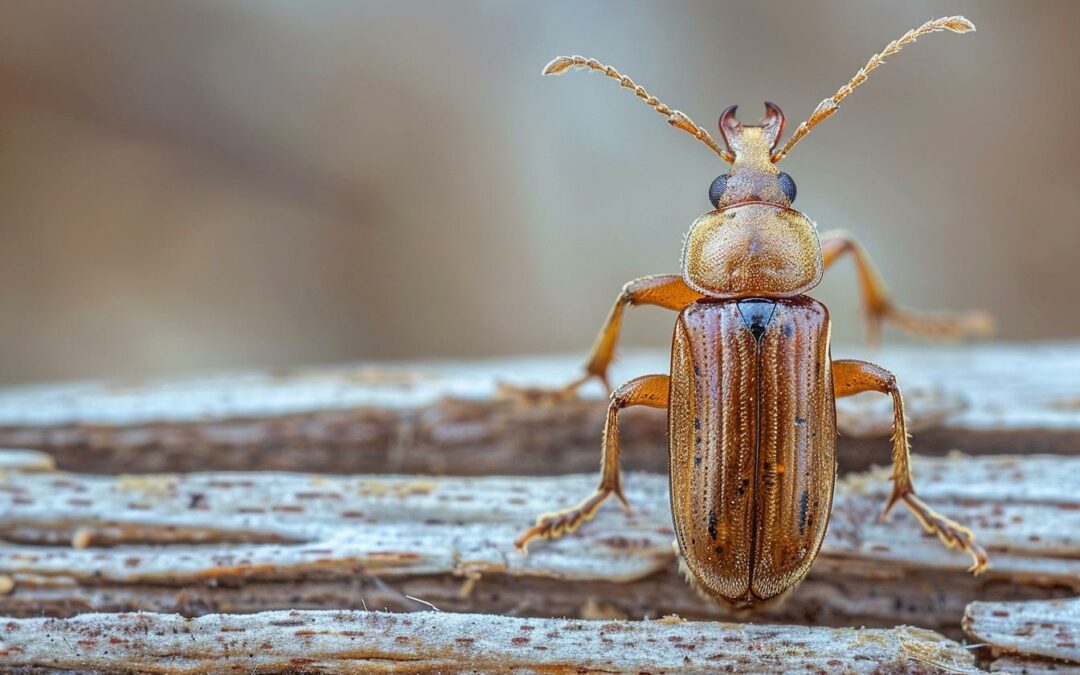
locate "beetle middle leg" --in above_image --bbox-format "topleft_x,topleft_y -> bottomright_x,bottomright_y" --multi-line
515,373 -> 669,551
832,359 -> 989,573
499,275 -> 700,402
820,230 -> 993,344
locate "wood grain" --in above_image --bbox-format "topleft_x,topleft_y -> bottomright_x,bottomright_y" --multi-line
964,597 -> 1080,665
0,609 -> 979,674
0,450 -> 1075,635
0,342 -> 1076,475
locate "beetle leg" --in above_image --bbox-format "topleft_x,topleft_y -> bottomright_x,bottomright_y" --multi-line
832,359 -> 989,574
820,230 -> 993,344
499,275 -> 700,403
515,374 -> 669,552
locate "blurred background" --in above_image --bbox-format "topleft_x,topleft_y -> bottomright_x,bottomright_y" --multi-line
0,1 -> 1077,385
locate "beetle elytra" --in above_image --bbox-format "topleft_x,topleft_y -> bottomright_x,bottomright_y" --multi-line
513,16 -> 990,610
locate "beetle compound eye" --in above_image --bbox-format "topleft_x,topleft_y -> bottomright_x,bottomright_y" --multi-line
709,174 -> 729,206
777,171 -> 797,203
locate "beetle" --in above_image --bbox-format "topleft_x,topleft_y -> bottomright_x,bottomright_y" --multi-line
513,16 -> 990,609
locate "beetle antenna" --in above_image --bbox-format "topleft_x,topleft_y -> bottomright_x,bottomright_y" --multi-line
772,16 -> 975,163
543,56 -> 735,163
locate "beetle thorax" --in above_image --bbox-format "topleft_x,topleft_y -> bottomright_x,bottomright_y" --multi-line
681,204 -> 823,299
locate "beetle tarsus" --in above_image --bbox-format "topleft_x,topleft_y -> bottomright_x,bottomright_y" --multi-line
515,489 -> 612,552
495,375 -> 590,406
882,303 -> 995,342
900,493 -> 989,575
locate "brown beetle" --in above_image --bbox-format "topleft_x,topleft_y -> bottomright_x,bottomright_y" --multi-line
514,16 -> 990,610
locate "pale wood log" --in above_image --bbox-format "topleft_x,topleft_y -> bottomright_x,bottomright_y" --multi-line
964,597 -> 1080,668
989,656 -> 1080,673
0,609 -> 979,674
0,342 -> 1076,475
0,449 -> 54,473
0,450 -> 1076,635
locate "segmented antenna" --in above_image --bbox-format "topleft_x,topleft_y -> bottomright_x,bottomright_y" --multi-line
772,16 -> 975,163
543,56 -> 735,163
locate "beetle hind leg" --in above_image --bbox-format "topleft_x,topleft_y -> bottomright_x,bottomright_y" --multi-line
514,374 -> 669,552
833,359 -> 989,574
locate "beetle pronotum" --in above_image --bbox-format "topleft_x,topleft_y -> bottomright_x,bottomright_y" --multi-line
514,16 -> 990,610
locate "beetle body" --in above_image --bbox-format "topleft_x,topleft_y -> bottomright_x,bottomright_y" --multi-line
670,296 -> 834,608
668,108 -> 838,606
514,16 -> 989,610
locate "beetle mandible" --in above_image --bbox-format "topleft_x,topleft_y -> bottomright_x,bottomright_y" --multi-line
513,16 -> 990,610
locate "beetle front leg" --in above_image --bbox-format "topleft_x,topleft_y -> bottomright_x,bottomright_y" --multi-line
515,374 -> 669,552
820,230 -> 993,344
832,359 -> 989,574
499,275 -> 699,403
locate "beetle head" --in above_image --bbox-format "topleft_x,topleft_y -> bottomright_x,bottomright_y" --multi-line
710,104 -> 795,209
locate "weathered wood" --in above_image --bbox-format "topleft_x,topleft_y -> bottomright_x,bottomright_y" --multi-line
0,609 -> 979,674
0,449 -> 54,473
0,342 -> 1076,475
988,655 -> 1080,673
1,450 -> 1075,635
964,597 -> 1080,668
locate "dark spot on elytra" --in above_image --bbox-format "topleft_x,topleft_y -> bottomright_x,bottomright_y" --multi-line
694,455 -> 702,467
693,418 -> 700,430
795,416 -> 806,425
714,545 -> 724,556
708,512 -> 718,540
798,490 -> 810,535
737,478 -> 750,496
783,322 -> 795,338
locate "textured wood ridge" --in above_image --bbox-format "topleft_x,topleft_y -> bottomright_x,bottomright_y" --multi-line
0,450 -> 1076,637
0,610 -> 980,674
0,342 -> 1075,475
964,597 -> 1080,668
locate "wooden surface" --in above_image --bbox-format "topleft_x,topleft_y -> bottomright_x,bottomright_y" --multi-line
1,448 -> 1076,639
0,610 -> 980,674
0,342 -> 1077,475
965,597 -> 1080,668
1,344 -> 1078,672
